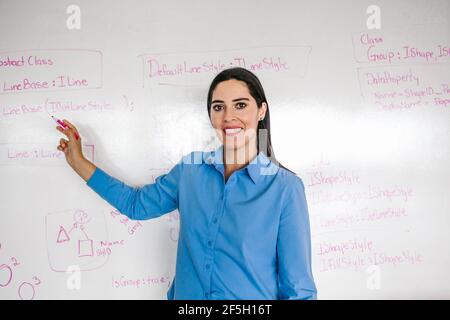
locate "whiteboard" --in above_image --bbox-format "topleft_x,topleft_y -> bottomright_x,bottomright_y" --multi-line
1,0 -> 449,299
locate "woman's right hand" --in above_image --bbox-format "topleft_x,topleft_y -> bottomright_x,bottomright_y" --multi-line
56,119 -> 84,168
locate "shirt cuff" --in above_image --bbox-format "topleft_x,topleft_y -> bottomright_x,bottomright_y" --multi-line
86,167 -> 112,196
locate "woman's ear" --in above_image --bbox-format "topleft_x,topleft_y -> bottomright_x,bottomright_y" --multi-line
259,102 -> 268,120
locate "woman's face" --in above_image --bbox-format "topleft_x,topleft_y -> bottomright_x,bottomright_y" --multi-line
209,79 -> 267,152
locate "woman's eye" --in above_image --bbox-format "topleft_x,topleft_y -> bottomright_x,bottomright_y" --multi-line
236,103 -> 247,109
212,105 -> 223,111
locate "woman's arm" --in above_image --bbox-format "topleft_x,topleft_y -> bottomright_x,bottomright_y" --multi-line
72,156 -> 97,181
276,176 -> 317,300
86,163 -> 182,220
56,119 -> 182,220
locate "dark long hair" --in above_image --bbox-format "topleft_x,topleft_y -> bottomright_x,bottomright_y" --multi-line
206,67 -> 295,175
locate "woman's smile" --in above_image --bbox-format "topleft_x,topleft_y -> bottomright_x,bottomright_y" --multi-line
223,126 -> 244,136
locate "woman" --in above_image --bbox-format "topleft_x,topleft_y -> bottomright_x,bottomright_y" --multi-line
56,67 -> 317,300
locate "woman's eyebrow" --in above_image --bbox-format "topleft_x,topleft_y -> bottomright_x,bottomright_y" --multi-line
211,98 -> 250,104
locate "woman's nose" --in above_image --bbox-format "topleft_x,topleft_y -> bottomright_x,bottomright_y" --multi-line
223,107 -> 237,122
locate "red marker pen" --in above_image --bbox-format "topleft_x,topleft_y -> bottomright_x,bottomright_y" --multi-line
52,116 -> 79,140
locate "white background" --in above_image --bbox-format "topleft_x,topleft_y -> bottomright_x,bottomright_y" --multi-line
0,0 -> 449,299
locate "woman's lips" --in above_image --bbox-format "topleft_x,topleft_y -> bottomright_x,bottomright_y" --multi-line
223,128 -> 243,136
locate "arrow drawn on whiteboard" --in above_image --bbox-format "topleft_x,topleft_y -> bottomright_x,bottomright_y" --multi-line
122,95 -> 134,112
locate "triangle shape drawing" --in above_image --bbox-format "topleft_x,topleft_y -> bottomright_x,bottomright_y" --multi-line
56,226 -> 70,243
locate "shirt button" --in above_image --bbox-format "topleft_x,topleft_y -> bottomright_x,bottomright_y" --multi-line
205,264 -> 210,270
207,240 -> 212,247
213,218 -> 218,224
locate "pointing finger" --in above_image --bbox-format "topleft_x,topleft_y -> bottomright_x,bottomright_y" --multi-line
62,120 -> 80,140
56,126 -> 72,140
62,119 -> 77,130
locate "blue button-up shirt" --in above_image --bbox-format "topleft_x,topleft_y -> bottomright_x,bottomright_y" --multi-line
86,145 -> 317,300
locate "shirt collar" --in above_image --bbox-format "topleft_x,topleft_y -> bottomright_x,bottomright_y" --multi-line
205,145 -> 278,184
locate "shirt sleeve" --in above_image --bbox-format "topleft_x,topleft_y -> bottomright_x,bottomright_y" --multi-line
277,176 -> 317,300
86,160 -> 183,220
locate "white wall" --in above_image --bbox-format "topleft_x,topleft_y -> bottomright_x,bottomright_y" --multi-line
0,0 -> 449,299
